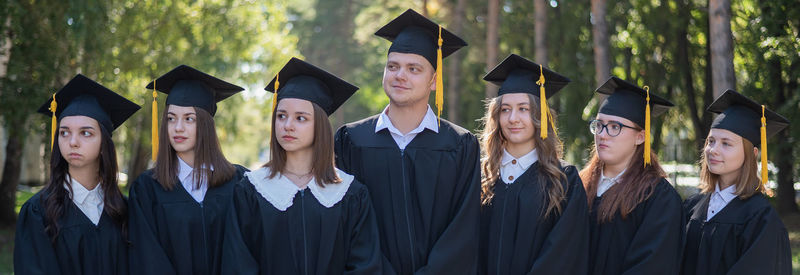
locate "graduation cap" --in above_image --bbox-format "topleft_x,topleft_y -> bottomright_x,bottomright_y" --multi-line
483,54 -> 571,139
37,74 -> 141,149
146,65 -> 244,116
375,8 -> 468,123
265,57 -> 358,116
707,90 -> 790,186
145,65 -> 244,160
595,76 -> 674,166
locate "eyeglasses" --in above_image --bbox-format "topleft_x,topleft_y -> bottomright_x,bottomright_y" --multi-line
588,119 -> 638,137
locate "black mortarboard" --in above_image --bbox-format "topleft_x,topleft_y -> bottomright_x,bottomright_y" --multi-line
145,65 -> 244,116
37,74 -> 140,133
374,9 -> 467,69
483,54 -> 571,97
37,74 -> 140,148
596,76 -> 674,128
265,57 -> 358,116
708,90 -> 789,147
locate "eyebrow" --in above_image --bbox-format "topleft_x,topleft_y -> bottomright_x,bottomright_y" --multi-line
167,112 -> 196,116
59,126 -> 96,130
501,102 -> 530,106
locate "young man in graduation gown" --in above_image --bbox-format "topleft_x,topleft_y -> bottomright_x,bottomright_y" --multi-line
334,9 -> 480,275
15,74 -> 140,275
579,77 -> 684,274
128,65 -> 248,275
682,90 -> 791,275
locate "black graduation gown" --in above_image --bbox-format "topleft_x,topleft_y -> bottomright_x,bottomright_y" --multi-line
681,191 -> 791,275
14,191 -> 128,275
221,174 -> 382,274
334,116 -> 481,275
588,178 -> 684,275
128,165 -> 247,275
479,162 -> 589,275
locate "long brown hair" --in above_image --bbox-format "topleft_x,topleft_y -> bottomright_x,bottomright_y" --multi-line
44,122 -> 127,242
153,106 -> 235,190
580,139 -> 666,223
698,135 -> 761,199
479,94 -> 567,217
265,101 -> 341,187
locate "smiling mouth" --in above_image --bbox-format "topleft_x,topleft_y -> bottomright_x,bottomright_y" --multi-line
173,137 -> 187,143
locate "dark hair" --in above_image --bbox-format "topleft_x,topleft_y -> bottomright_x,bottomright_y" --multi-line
153,106 -> 235,190
43,121 -> 127,242
580,141 -> 666,223
265,101 -> 341,186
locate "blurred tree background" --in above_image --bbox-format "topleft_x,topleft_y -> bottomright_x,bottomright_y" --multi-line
0,0 -> 798,271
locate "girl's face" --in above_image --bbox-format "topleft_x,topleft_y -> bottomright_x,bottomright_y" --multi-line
275,98 -> 315,154
499,93 -> 536,149
167,105 -> 198,156
704,128 -> 746,178
593,113 -> 645,166
58,116 -> 102,169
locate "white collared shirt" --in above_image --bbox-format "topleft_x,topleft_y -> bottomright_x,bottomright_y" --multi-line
65,175 -> 104,225
597,167 -> 627,197
706,183 -> 737,221
245,167 -> 355,211
500,148 -> 539,184
375,105 -> 439,150
178,157 -> 210,203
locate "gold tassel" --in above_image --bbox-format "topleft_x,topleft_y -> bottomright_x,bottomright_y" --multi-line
49,93 -> 57,150
151,81 -> 158,162
435,25 -> 443,126
537,64 -> 548,140
760,105 -> 768,188
272,72 -> 279,112
643,86 -> 651,167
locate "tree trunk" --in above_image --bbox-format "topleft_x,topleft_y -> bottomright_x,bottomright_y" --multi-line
446,0 -> 467,125
0,17 -> 11,78
534,0 -> 548,66
591,0 -> 610,87
768,53 -> 797,214
0,121 -> 23,227
485,0 -> 500,98
709,0 -> 735,97
126,117 -> 150,191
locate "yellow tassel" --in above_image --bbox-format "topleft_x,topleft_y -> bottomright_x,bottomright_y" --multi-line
760,105 -> 768,188
537,64 -> 548,140
435,25 -> 443,126
272,72 -> 279,112
49,93 -> 57,150
643,86 -> 651,167
151,81 -> 158,162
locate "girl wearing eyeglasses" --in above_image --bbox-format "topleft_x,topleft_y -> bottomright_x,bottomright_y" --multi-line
580,77 -> 684,274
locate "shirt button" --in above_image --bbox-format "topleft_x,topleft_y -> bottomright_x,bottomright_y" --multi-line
508,176 -> 514,181
512,160 -> 517,164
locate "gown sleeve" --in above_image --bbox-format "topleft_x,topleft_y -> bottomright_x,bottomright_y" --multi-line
221,180 -> 260,275
128,174 -> 177,275
342,183 -> 382,274
13,197 -> 62,275
620,180 -> 684,275
726,206 -> 792,275
527,166 -> 590,274
414,134 -> 481,275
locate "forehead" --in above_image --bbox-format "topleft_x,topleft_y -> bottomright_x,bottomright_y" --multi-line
277,98 -> 314,113
596,113 -> 635,126
60,115 -> 99,128
708,128 -> 742,141
167,104 -> 196,114
500,93 -> 531,105
387,52 -> 433,68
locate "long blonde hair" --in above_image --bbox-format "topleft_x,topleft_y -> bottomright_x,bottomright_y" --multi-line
479,94 -> 567,217
699,135 -> 761,199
